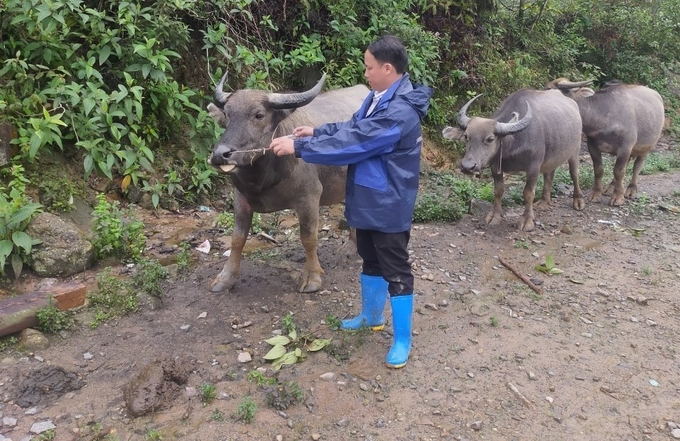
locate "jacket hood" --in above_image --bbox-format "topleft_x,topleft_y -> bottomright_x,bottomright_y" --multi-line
397,74 -> 433,120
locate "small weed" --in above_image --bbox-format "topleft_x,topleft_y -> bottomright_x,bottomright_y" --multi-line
209,409 -> 225,421
265,381 -> 305,410
234,396 -> 257,423
246,370 -> 277,386
33,429 -> 55,440
325,314 -> 341,331
88,268 -> 138,328
630,193 -> 651,215
176,241 -> 192,273
514,240 -> 529,249
36,300 -> 73,333
641,266 -> 653,276
145,428 -> 163,440
131,258 -> 168,298
200,383 -> 217,405
0,336 -> 18,353
251,212 -> 262,234
249,248 -> 280,261
490,316 -> 499,327
215,211 -> 234,232
281,312 -> 296,334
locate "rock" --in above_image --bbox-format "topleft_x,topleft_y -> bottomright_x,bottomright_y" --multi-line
672,428 -> 680,439
237,352 -> 252,363
27,212 -> 95,277
320,372 -> 335,381
30,420 -> 56,434
2,416 -> 17,426
19,328 -> 50,350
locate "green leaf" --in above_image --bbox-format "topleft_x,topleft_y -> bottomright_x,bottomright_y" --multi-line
288,329 -> 297,341
11,253 -> 23,278
307,338 -> 331,352
548,268 -> 564,275
0,240 -> 12,259
263,344 -> 287,360
271,352 -> 298,371
294,348 -> 302,357
264,336 -> 290,346
545,255 -> 555,270
12,231 -> 32,253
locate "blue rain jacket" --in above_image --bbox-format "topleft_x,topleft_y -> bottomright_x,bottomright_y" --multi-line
293,74 -> 433,233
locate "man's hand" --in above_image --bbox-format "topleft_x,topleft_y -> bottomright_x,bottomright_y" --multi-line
270,136 -> 295,156
292,126 -> 314,137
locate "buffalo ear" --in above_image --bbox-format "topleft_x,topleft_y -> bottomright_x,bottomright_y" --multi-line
442,126 -> 464,140
207,103 -> 228,127
574,87 -> 595,99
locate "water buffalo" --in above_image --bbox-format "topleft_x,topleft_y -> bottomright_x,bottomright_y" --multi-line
545,78 -> 665,206
206,74 -> 369,293
442,89 -> 585,231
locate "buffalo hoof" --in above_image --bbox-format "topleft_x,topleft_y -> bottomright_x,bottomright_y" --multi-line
624,185 -> 638,198
485,211 -> 503,226
603,183 -> 616,196
518,217 -> 535,232
573,197 -> 585,211
299,276 -> 322,293
533,199 -> 553,211
587,191 -> 603,203
609,194 -> 626,206
210,277 -> 236,293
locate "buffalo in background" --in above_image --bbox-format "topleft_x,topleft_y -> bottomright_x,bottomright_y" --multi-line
442,89 -> 585,231
545,78 -> 665,206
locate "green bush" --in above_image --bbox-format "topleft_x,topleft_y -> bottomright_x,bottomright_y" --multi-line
91,194 -> 146,262
0,164 -> 42,278
36,301 -> 73,334
131,258 -> 168,298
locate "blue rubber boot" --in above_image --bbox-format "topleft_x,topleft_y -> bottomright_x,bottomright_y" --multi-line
341,274 -> 388,331
386,294 -> 413,369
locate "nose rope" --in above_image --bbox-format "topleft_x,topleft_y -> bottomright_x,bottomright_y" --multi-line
226,122 -> 296,166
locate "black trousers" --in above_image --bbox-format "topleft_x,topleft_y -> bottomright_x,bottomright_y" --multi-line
356,229 -> 414,296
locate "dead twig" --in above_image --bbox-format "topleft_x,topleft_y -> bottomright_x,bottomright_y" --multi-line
507,382 -> 536,409
498,256 -> 543,295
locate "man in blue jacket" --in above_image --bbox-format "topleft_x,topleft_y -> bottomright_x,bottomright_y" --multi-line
270,34 -> 432,368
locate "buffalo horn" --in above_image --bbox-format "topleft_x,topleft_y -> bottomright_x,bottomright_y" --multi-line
214,71 -> 231,104
495,101 -> 532,136
267,73 -> 327,110
457,94 -> 482,129
555,79 -> 593,90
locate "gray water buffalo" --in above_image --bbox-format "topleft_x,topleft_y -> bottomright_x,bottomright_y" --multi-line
206,73 -> 369,293
545,78 -> 665,206
442,89 -> 585,231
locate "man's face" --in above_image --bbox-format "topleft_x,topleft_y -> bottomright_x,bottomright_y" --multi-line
363,50 -> 392,92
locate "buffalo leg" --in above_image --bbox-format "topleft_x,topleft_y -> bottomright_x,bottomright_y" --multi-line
625,153 -> 648,198
486,171 -> 505,226
295,203 -> 324,293
534,171 -> 555,210
518,170 -> 539,232
608,152 -> 630,206
210,189 -> 253,292
568,155 -> 585,210
587,138 -> 605,203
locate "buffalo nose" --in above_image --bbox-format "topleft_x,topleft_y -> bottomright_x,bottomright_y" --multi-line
211,146 -> 233,164
460,158 -> 478,174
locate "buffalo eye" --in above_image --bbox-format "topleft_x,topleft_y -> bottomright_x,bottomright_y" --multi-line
485,135 -> 495,144
255,112 -> 265,120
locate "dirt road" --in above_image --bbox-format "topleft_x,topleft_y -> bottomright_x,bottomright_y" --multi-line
1,169 -> 680,441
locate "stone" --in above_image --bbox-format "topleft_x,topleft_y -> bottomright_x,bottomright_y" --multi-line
19,328 -> 50,350
27,212 -> 95,277
30,420 -> 56,434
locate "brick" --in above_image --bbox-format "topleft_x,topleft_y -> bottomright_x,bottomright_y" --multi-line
0,282 -> 87,337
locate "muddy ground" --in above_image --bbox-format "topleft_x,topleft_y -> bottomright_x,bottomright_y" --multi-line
2,158 -> 680,441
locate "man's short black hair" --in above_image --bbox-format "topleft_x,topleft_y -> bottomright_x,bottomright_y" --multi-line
367,35 -> 408,74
